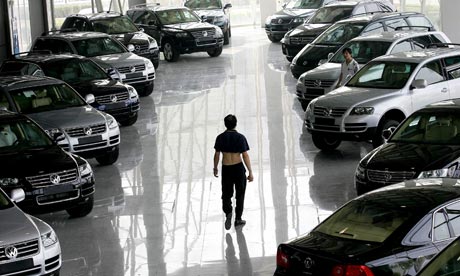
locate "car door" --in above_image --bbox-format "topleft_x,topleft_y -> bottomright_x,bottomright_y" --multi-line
129,10 -> 161,41
444,55 -> 460,99
410,59 -> 451,111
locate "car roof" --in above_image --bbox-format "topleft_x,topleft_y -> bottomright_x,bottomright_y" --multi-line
336,11 -> 424,24
129,5 -> 188,12
0,75 -> 64,90
69,11 -> 124,20
324,1 -> 361,7
373,47 -> 460,63
7,53 -> 85,64
351,31 -> 443,43
39,31 -> 109,40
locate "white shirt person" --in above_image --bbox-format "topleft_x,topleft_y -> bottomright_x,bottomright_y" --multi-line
337,47 -> 360,88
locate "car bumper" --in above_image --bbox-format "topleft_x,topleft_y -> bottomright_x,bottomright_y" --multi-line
176,37 -> 224,54
265,22 -> 301,38
137,49 -> 160,64
282,43 -> 305,58
290,63 -> 318,78
95,99 -> 140,121
296,82 -> 335,101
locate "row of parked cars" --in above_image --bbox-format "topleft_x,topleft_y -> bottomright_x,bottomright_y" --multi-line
0,1 -> 233,275
267,0 -> 460,275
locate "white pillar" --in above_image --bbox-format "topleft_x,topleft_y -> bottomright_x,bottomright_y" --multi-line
260,0 -> 277,28
440,0 -> 460,43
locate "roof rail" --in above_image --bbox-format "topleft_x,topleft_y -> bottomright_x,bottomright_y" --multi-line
12,50 -> 53,57
131,3 -> 160,9
345,10 -> 387,19
394,26 -> 432,31
41,28 -> 79,36
68,13 -> 89,18
427,43 -> 460,49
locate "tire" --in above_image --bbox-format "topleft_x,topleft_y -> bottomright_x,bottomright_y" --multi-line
312,133 -> 341,151
66,195 -> 94,218
119,113 -> 138,126
95,146 -> 119,166
224,29 -> 230,45
372,119 -> 401,148
138,81 -> 154,97
207,46 -> 223,57
163,41 -> 180,62
229,26 -> 232,37
286,56 -> 293,62
267,34 -> 281,42
300,100 -> 309,111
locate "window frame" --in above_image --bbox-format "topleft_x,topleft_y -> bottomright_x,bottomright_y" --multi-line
431,200 -> 460,243
414,59 -> 448,86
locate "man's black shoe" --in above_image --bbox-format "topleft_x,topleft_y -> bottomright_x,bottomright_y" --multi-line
225,213 -> 232,230
234,219 -> 246,228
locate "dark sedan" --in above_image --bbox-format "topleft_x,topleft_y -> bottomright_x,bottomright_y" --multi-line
275,178 -> 460,276
356,100 -> 460,195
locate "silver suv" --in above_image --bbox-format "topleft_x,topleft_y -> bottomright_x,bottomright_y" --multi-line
0,75 -> 121,165
297,31 -> 451,106
305,47 -> 460,149
0,188 -> 61,275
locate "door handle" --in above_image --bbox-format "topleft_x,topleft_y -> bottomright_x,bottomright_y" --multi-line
441,88 -> 448,93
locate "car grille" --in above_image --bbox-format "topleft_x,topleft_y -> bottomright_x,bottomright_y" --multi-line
95,91 -> 129,105
116,64 -> 146,74
0,239 -> 39,261
305,79 -> 335,88
290,36 -> 314,45
367,170 -> 416,184
191,29 -> 216,38
26,169 -> 78,188
133,43 -> 149,54
271,18 -> 292,24
66,123 -> 107,138
313,106 -> 347,117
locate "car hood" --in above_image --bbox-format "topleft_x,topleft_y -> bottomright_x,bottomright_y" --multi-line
302,62 -> 341,80
289,23 -> 330,37
164,22 -> 215,31
362,143 -> 460,173
0,207 -> 39,246
314,86 -> 400,108
273,8 -> 316,18
193,9 -> 224,18
70,79 -> 128,97
27,106 -> 106,129
0,146 -> 77,177
91,52 -> 146,69
111,31 -> 150,46
297,44 -> 340,64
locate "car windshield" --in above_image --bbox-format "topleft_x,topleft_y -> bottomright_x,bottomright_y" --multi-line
286,0 -> 323,9
315,22 -> 365,45
156,9 -> 200,25
347,61 -> 418,89
390,111 -> 460,145
185,0 -> 222,9
315,197 -> 413,243
72,37 -> 126,57
92,16 -> 139,34
308,6 -> 353,24
0,119 -> 53,153
418,238 -> 460,276
0,190 -> 13,210
9,84 -> 87,114
42,59 -> 108,84
330,41 -> 391,64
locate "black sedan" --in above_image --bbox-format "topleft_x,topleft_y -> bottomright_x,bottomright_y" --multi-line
356,100 -> 460,195
275,178 -> 460,276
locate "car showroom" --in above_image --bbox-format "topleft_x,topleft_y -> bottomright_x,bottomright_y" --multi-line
1,0 -> 460,275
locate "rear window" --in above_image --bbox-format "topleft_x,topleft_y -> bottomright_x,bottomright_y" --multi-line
315,198 -> 413,242
308,6 -> 353,24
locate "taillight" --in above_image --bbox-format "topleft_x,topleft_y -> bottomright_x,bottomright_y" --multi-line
331,265 -> 375,276
276,247 -> 290,269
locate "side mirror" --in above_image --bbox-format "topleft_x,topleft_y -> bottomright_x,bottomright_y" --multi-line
148,20 -> 156,26
411,79 -> 427,90
224,3 -> 232,9
282,3 -> 287,9
318,59 -> 327,66
10,188 -> 25,203
201,15 -> 208,22
127,44 -> 135,52
85,94 -> 95,104
327,52 -> 334,60
139,27 -> 145,32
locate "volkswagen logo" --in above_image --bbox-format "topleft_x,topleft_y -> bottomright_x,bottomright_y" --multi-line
129,66 -> 136,73
323,108 -> 333,117
135,45 -> 141,51
84,127 -> 93,136
278,18 -> 284,24
50,174 -> 61,185
314,80 -> 322,87
203,31 -> 208,37
110,95 -> 118,103
5,246 -> 18,259
385,173 -> 392,182
304,257 -> 314,269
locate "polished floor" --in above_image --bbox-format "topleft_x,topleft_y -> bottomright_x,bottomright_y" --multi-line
38,26 -> 373,276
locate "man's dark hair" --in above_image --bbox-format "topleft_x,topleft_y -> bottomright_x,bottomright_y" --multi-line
224,114 -> 237,130
342,47 -> 352,55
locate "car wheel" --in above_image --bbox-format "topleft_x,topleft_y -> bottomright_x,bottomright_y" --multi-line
267,34 -> 281,42
119,113 -> 138,126
96,146 -> 119,166
138,81 -> 154,97
286,56 -> 293,62
312,133 -> 341,151
372,119 -> 401,148
229,26 -> 232,37
207,46 -> 223,57
300,99 -> 309,111
66,195 -> 93,218
163,42 -> 180,62
224,29 -> 230,45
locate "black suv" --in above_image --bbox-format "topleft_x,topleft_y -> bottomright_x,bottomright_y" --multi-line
0,111 -> 94,217
184,0 -> 232,45
290,12 -> 435,78
61,12 -> 160,69
127,5 -> 224,62
0,53 -> 140,126
282,0 -> 395,61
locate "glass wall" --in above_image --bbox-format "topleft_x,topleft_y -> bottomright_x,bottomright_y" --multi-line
395,0 -> 440,29
7,0 -> 32,53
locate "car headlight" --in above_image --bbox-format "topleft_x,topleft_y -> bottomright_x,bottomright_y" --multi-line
41,230 -> 58,248
214,16 -> 225,23
145,60 -> 155,70
284,35 -> 290,45
107,115 -> 118,130
419,164 -> 458,179
265,16 -> 272,25
0,178 -> 19,186
355,164 -> 366,179
79,161 -> 93,178
149,40 -> 158,49
45,128 -> 65,141
293,17 -> 306,23
175,32 -> 189,38
350,107 -> 374,115
127,85 -> 138,99
215,27 -> 223,37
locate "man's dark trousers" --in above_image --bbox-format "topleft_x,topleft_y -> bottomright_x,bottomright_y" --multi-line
221,163 -> 247,219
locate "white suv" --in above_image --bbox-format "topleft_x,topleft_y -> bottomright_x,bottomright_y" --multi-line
305,47 -> 460,149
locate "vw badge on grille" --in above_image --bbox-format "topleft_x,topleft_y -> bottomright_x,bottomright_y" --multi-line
323,108 -> 332,117
304,257 -> 314,269
84,127 -> 93,136
135,45 -> 141,51
203,31 -> 208,37
129,66 -> 136,73
278,18 -> 283,24
50,174 -> 61,185
5,246 -> 18,259
314,80 -> 322,87
385,173 -> 392,182
110,95 -> 118,103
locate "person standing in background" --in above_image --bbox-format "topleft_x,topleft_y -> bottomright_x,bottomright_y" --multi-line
336,47 -> 360,88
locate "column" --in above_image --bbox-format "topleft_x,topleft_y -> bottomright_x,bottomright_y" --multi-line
28,0 -> 46,40
440,0 -> 460,43
260,0 -> 277,27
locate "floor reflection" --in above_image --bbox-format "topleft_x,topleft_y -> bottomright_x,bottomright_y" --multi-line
226,229 -> 253,276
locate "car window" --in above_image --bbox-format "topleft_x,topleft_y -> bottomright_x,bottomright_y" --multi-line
444,56 -> 460,67
407,16 -> 433,30
353,5 -> 365,15
362,22 -> 384,35
66,18 -> 90,31
285,0 -> 324,9
385,18 -> 409,31
365,3 -> 381,13
92,16 -> 139,34
308,6 -> 353,24
446,202 -> 460,237
0,62 -> 45,77
71,37 -> 126,57
0,189 -> 13,210
448,67 -> 460,80
434,210 -> 451,241
0,119 -> 53,152
412,36 -> 432,50
129,10 -> 156,25
330,41 -> 391,64
415,60 -> 445,85
409,216 -> 432,244
0,92 -> 11,111
42,59 -> 108,84
184,0 -> 223,9
156,9 -> 201,24
431,34 -> 446,45
315,23 -> 365,45
391,41 -> 413,53
33,39 -> 72,54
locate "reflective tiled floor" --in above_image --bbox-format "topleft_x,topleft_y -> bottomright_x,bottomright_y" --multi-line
38,27 -> 373,276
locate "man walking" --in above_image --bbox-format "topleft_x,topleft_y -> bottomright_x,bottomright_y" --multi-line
214,115 -> 254,230
336,47 -> 360,88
